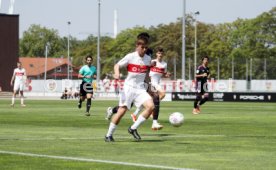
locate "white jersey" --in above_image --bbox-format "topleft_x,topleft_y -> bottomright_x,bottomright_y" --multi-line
149,59 -> 167,85
13,68 -> 26,84
117,51 -> 151,89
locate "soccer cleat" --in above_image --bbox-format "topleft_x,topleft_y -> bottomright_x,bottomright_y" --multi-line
21,104 -> 26,107
85,112 -> 91,116
105,107 -> 113,120
196,106 -> 201,113
104,135 -> 115,142
10,104 -> 14,107
192,108 -> 200,115
78,102 -> 82,109
151,123 -> 163,131
128,127 -> 141,141
130,113 -> 137,122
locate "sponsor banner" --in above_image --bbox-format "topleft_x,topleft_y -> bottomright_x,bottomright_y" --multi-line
172,92 -> 276,102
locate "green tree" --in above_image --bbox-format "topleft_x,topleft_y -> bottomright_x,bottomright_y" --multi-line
20,24 -> 62,57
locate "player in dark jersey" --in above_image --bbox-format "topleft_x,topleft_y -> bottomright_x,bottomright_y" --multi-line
193,56 -> 210,114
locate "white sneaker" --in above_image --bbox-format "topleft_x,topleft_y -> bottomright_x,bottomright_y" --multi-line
151,123 -> 163,131
105,107 -> 113,120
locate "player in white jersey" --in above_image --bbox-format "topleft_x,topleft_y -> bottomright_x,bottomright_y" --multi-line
131,47 -> 171,130
105,33 -> 154,142
10,62 -> 27,107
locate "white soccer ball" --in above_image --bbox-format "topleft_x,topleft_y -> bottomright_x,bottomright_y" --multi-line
169,112 -> 184,127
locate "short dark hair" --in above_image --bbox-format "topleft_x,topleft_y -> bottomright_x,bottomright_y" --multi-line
156,47 -> 164,53
201,56 -> 209,61
136,32 -> 150,45
137,32 -> 150,39
86,55 -> 93,60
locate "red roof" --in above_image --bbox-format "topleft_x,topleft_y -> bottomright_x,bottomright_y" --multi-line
19,57 -> 73,76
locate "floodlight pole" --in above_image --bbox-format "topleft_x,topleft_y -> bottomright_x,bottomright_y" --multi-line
181,0 -> 186,80
44,43 -> 49,81
194,11 -> 200,79
67,21 -> 71,80
97,0 -> 101,83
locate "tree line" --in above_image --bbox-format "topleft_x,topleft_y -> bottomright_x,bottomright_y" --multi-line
20,7 -> 276,80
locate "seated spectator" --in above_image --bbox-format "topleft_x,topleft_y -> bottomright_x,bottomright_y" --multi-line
61,88 -> 68,99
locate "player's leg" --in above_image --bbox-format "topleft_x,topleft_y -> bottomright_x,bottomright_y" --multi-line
19,91 -> 25,107
199,93 -> 209,106
105,106 -> 127,142
152,92 -> 163,130
85,83 -> 93,116
19,83 -> 25,107
197,83 -> 209,113
131,105 -> 142,122
11,90 -> 17,107
11,83 -> 19,106
129,91 -> 154,140
158,89 -> 166,100
105,105 -> 119,120
78,82 -> 86,109
193,93 -> 201,114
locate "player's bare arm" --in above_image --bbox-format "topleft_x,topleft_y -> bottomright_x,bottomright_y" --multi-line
113,64 -> 120,79
10,73 -> 15,86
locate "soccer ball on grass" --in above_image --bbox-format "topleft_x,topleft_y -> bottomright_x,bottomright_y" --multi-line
169,112 -> 184,127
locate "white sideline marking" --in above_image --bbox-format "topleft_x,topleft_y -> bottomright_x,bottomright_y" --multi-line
0,134 -> 224,141
0,150 -> 195,170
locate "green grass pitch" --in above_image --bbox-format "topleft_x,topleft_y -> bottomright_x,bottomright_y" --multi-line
0,99 -> 275,170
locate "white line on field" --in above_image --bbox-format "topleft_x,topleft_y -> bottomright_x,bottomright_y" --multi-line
0,150 -> 196,170
0,134 -> 224,141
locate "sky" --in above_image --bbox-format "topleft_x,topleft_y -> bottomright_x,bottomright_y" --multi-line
0,0 -> 275,40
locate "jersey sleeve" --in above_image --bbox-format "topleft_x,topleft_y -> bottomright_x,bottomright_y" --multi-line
164,62 -> 168,73
196,66 -> 202,75
79,66 -> 84,75
117,54 -> 131,67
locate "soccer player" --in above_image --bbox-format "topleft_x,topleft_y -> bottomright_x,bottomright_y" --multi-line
148,47 -> 170,130
10,62 -> 27,107
78,55 -> 97,116
105,48 -> 153,121
193,56 -> 210,114
105,33 -> 154,142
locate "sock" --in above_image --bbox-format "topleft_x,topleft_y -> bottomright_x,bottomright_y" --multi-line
20,97 -> 24,105
86,98 -> 91,112
131,115 -> 146,129
133,107 -> 142,116
194,94 -> 201,108
106,122 -> 117,137
153,95 -> 160,120
79,98 -> 82,103
153,120 -> 158,124
11,97 -> 15,104
112,106 -> 119,114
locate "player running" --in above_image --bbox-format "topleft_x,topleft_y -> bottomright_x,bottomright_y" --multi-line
10,62 -> 27,107
77,55 -> 97,116
193,56 -> 210,114
105,33 -> 154,142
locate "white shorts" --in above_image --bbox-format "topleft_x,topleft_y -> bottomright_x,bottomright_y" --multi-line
119,85 -> 152,110
14,82 -> 24,91
151,82 -> 163,92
